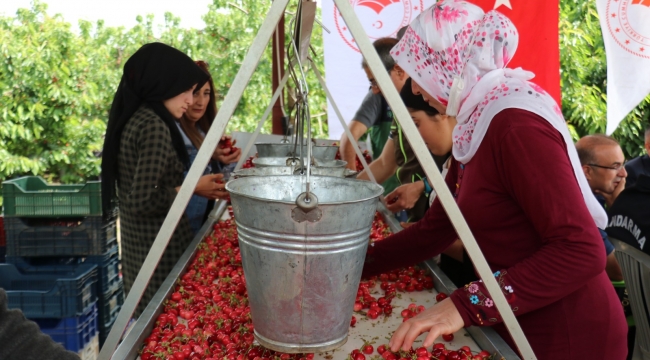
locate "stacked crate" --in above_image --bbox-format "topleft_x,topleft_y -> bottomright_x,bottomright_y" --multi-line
0,215 -> 5,262
1,176 -> 124,356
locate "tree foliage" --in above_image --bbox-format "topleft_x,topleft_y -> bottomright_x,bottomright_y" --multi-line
0,0 -> 326,191
0,0 -> 647,195
560,0 -> 649,158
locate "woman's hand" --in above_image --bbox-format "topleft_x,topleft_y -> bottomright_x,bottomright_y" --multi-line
385,181 -> 425,213
389,298 -> 464,352
195,173 -> 228,200
214,135 -> 242,164
598,177 -> 626,208
399,222 -> 416,229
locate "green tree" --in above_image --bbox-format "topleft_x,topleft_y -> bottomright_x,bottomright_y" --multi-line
1,0 -> 647,197
0,0 -> 326,195
0,2 -> 107,184
560,0 -> 649,158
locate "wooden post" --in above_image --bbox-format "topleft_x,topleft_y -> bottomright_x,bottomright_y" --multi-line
272,15 -> 285,135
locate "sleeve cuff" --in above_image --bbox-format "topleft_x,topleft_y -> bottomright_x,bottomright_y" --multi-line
449,290 -> 474,328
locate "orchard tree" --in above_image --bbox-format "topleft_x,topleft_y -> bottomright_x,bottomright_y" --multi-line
0,0 -> 647,197
0,0 -> 326,195
0,2 -> 106,184
560,0 -> 649,158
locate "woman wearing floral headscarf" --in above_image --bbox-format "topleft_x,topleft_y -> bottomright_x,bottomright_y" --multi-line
362,1 -> 627,358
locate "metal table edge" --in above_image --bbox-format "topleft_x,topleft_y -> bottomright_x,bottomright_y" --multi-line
112,200 -> 229,360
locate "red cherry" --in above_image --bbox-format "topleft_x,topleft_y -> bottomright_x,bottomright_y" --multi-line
367,309 -> 379,319
436,292 -> 448,302
442,333 -> 454,342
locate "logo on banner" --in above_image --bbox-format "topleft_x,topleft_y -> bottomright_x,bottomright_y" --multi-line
334,0 -> 425,52
606,0 -> 650,58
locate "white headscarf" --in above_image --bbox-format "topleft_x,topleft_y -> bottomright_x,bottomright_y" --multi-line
391,0 -> 607,228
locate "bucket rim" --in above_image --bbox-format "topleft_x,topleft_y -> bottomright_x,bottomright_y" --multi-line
225,175 -> 383,205
251,158 -> 347,168
254,142 -> 336,147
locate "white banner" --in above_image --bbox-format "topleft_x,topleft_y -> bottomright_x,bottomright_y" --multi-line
597,0 -> 650,134
323,0 -> 436,140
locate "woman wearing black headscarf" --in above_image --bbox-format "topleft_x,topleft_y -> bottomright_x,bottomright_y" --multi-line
102,43 -> 226,316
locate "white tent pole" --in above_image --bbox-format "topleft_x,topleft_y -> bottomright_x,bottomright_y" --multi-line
97,0 -> 291,357
308,58 -> 377,185
332,0 -> 536,358
234,70 -> 291,171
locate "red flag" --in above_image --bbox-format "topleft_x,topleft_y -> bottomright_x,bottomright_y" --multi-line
467,0 -> 561,105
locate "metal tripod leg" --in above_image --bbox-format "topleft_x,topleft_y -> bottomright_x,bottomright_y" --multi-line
234,70 -> 291,171
308,58 -> 378,186
333,0 -> 536,358
97,0 -> 291,358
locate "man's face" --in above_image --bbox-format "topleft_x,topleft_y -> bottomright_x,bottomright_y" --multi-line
583,144 -> 627,194
363,66 -> 405,94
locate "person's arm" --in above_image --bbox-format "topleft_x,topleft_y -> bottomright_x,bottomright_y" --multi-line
448,111 -> 607,328
357,138 -> 398,183
388,111 -> 612,352
0,289 -> 80,360
212,135 -> 242,165
339,121 -> 369,170
385,181 -> 425,212
340,91 -> 382,170
362,159 -> 459,278
129,119 -> 224,216
598,176 -> 626,208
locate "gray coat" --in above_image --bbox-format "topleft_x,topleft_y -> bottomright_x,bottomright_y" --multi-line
117,105 -> 194,316
0,289 -> 80,360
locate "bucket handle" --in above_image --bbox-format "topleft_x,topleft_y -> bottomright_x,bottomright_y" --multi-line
292,192 -> 322,223
295,191 -> 318,211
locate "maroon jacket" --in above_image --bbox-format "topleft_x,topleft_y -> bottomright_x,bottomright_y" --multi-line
364,109 -> 628,359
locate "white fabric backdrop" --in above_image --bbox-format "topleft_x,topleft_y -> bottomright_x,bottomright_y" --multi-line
596,0 -> 650,134
322,0 -> 436,140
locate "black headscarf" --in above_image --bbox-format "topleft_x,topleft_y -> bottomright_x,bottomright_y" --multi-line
101,42 -> 209,217
400,78 -> 439,116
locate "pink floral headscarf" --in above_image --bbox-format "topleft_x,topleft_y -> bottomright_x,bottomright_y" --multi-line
391,0 -> 608,229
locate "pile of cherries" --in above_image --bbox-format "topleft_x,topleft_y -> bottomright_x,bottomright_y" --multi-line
334,148 -> 373,172
241,156 -> 255,169
139,210 -> 492,360
349,344 -> 491,360
219,138 -> 239,154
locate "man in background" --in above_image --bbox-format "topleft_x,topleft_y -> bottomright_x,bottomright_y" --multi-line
576,134 -> 625,281
338,37 -> 405,195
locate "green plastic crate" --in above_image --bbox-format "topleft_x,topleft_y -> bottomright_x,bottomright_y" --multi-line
2,177 -> 102,218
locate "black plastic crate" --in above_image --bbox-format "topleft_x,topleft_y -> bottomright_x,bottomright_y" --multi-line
0,263 -> 97,318
5,216 -> 117,257
85,245 -> 121,295
98,279 -> 124,327
34,302 -> 98,353
0,215 -> 5,246
6,244 -> 120,295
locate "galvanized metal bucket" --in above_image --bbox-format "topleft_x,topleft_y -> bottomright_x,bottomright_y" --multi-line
256,143 -> 338,161
247,158 -> 347,169
232,166 -> 356,179
226,176 -> 383,353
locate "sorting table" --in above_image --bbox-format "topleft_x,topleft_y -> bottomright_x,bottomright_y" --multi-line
111,201 -> 519,360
